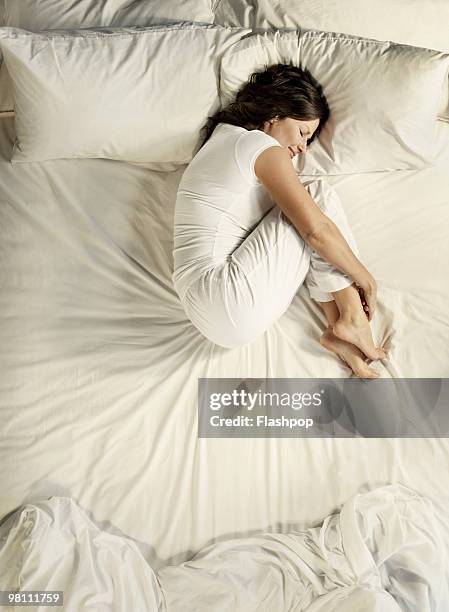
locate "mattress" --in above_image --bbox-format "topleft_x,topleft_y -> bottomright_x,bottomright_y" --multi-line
1,109 -> 449,576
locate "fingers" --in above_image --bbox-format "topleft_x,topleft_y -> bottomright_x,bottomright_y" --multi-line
366,297 -> 376,322
356,284 -> 377,321
356,286 -> 370,319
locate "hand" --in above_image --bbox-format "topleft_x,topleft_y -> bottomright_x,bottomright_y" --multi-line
356,286 -> 370,320
355,272 -> 377,322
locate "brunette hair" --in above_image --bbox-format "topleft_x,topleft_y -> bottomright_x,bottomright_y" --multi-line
199,62 -> 329,149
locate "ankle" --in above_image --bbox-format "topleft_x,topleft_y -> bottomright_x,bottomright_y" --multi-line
336,311 -> 367,326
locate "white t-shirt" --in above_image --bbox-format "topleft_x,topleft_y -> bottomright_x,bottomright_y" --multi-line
172,122 -> 282,300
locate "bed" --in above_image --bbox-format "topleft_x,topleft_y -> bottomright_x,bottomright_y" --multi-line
0,1 -> 449,610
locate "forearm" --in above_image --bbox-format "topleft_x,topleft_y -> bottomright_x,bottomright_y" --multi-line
304,219 -> 367,283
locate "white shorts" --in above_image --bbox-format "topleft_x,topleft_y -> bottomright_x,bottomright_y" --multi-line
177,180 -> 359,348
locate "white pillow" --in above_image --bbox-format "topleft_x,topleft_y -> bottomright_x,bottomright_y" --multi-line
213,0 -> 449,120
0,0 -> 216,113
1,0 -> 214,30
0,24 -> 250,164
220,29 -> 449,174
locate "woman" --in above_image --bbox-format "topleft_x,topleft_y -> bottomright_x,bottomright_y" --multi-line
172,63 -> 388,378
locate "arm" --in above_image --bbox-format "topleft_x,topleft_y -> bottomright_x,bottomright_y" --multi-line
254,146 -> 377,317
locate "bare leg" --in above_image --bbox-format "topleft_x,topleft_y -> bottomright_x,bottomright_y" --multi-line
330,283 -> 387,361
320,300 -> 339,327
318,300 -> 381,379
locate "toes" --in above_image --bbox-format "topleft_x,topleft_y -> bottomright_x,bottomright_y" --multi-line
355,367 -> 379,379
365,346 -> 387,361
364,347 -> 382,361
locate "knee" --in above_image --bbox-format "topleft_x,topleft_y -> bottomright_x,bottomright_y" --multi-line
185,300 -> 265,349
182,271 -> 271,349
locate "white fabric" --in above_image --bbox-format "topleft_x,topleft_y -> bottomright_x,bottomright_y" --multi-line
220,29 -> 449,174
157,483 -> 448,611
0,497 -> 165,612
321,589 -> 400,612
0,0 -> 215,112
1,115 -> 449,599
0,24 -> 249,163
173,123 -> 357,347
212,0 -> 449,120
1,485 -> 447,610
1,0 -> 214,29
0,1 -> 449,609
212,0 -> 449,54
173,122 -> 283,300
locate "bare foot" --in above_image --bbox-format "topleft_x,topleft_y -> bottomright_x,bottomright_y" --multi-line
332,314 -> 387,361
320,328 -> 380,379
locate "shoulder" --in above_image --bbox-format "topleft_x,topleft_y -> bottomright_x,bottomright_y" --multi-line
254,144 -> 297,192
235,128 -> 284,184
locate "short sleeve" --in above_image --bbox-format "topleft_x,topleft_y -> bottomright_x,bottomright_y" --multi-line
234,129 -> 282,185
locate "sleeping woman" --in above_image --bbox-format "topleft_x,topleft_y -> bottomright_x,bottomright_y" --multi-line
172,63 -> 388,378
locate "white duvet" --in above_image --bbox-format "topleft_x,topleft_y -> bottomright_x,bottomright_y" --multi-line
0,484 -> 447,611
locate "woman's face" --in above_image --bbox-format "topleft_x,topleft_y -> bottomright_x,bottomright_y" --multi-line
261,116 -> 320,159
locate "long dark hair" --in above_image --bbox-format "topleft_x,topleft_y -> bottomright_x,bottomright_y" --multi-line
199,62 -> 330,149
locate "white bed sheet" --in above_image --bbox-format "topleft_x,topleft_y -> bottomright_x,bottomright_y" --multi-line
2,484 -> 448,611
0,114 -> 449,574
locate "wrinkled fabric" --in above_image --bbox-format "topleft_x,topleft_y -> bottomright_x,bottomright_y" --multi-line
158,484 -> 449,611
220,29 -> 449,174
0,25 -> 249,163
212,0 -> 449,59
0,0 -> 215,112
1,116 -> 449,577
179,177 -> 358,348
0,485 -> 447,611
0,497 -> 165,612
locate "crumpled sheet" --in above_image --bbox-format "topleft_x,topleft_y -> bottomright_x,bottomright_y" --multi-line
0,484 -> 447,611
158,483 -> 449,611
0,497 -> 165,612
